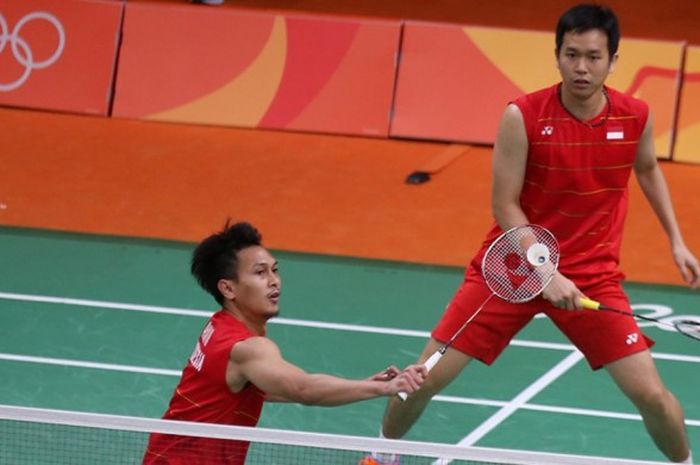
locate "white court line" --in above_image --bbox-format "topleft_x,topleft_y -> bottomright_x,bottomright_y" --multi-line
432,394 -> 700,426
0,352 -> 181,377
4,292 -> 699,462
0,291 -> 559,345
3,351 -> 698,429
0,292 -> 214,318
432,351 -> 585,465
0,291 -> 698,363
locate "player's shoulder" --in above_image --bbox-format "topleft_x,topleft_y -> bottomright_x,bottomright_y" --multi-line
207,311 -> 261,348
605,86 -> 648,115
513,84 -> 557,107
509,84 -> 558,130
511,85 -> 559,120
230,335 -> 280,364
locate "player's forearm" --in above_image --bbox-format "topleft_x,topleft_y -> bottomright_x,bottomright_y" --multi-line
492,201 -> 529,232
636,166 -> 686,247
286,375 -> 386,406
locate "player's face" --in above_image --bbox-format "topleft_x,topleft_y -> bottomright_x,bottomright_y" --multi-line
556,29 -> 617,101
229,246 -> 281,318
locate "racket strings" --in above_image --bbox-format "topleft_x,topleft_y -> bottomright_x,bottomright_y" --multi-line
483,225 -> 560,303
674,320 -> 700,341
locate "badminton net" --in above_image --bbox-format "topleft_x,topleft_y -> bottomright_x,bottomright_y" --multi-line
0,404 -> 669,465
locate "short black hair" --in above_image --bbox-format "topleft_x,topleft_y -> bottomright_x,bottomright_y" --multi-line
556,4 -> 620,58
190,221 -> 263,305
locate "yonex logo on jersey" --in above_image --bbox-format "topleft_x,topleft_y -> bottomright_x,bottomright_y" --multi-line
625,333 -> 639,345
607,130 -> 624,140
541,126 -> 554,136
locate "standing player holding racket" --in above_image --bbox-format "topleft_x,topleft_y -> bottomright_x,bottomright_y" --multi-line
361,4 -> 698,465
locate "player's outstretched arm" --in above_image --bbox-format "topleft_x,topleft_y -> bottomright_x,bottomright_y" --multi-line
230,337 -> 427,405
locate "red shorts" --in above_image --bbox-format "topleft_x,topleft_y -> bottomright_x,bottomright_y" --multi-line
431,267 -> 654,369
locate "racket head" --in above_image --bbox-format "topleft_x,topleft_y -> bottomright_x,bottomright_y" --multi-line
482,224 -> 560,303
673,319 -> 700,341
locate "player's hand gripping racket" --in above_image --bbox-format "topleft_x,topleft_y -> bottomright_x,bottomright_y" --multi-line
580,298 -> 700,341
397,224 -> 560,401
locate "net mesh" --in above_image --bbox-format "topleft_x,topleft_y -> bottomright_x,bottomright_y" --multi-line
482,225 -> 559,303
0,404 -> 669,465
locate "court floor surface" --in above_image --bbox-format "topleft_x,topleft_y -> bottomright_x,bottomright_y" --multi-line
0,226 -> 698,462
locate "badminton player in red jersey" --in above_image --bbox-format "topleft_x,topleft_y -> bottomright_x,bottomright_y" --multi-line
361,4 -> 698,465
142,221 -> 426,465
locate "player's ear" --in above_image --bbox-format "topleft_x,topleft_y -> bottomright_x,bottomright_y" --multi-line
609,52 -> 618,73
218,278 -> 236,301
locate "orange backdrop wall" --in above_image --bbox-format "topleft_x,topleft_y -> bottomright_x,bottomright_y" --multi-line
391,22 -> 685,159
1,0 -> 699,164
673,45 -> 700,163
111,3 -> 401,137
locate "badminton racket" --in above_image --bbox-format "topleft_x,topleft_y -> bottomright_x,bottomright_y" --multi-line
398,224 -> 560,401
580,298 -> 700,342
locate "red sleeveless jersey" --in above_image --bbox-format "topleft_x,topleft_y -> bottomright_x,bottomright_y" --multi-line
143,311 -> 265,465
474,84 -> 648,288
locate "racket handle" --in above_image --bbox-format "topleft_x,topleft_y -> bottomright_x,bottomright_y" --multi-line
423,350 -> 444,371
396,350 -> 444,401
580,297 -> 600,310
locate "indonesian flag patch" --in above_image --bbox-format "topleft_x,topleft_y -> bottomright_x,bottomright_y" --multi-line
606,126 -> 624,140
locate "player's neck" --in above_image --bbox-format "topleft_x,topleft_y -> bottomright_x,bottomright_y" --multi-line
223,305 -> 269,336
559,85 -> 608,122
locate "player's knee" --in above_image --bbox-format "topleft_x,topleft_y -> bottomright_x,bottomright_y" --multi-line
632,385 -> 674,414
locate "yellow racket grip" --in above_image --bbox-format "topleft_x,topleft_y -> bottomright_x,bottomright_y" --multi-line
580,297 -> 601,310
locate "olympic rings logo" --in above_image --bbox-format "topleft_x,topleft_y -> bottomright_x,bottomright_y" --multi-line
0,11 -> 65,92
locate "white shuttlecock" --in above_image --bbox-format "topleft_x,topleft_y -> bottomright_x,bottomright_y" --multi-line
526,243 -> 550,266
